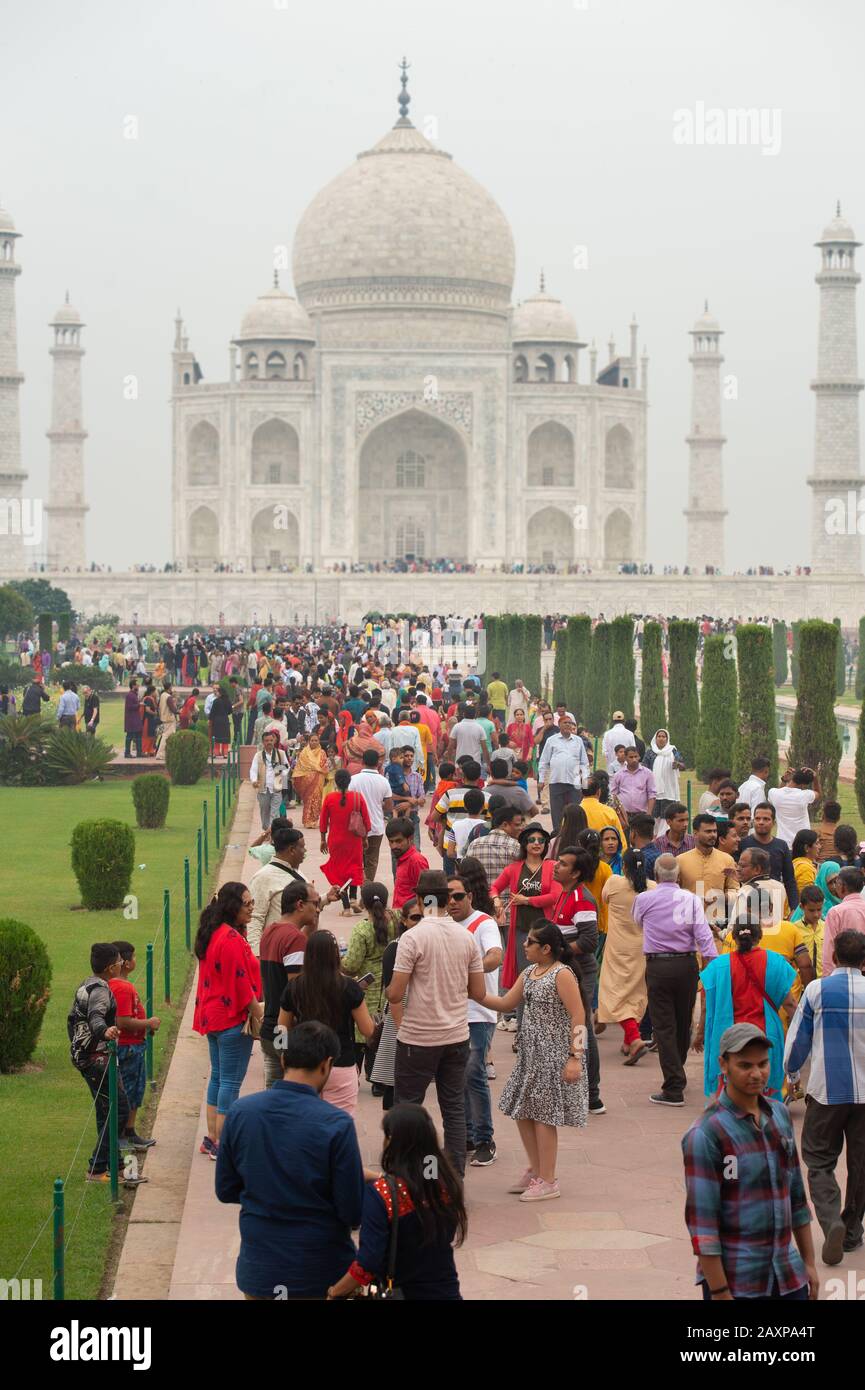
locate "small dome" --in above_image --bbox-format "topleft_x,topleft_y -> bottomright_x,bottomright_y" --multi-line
817,210 -> 859,245
0,204 -> 16,233
236,285 -> 316,343
52,299 -> 82,326
692,305 -> 720,332
512,290 -> 579,344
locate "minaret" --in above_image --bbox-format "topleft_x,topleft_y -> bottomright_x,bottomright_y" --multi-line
809,204 -> 863,573
44,294 -> 88,571
0,201 -> 28,574
684,303 -> 727,571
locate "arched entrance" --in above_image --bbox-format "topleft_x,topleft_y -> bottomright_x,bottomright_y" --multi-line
604,509 -> 633,563
527,507 -> 574,567
251,506 -> 299,571
187,506 -> 219,567
358,409 -> 468,562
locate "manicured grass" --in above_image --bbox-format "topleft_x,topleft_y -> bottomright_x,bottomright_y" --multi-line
0,777 -> 233,1299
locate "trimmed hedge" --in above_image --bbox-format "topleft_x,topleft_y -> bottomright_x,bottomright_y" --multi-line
668,621 -> 700,767
608,616 -> 635,722
696,634 -> 738,781
70,819 -> 135,911
791,621 -> 802,688
639,622 -> 666,741
772,622 -> 788,687
584,622 -> 611,735
521,616 -> 543,700
856,617 -> 865,703
790,620 -> 842,805
732,625 -> 780,787
38,614 -> 53,656
0,918 -> 52,1072
132,773 -> 170,829
164,729 -> 210,785
51,662 -> 115,692
834,619 -> 846,696
565,616 -> 592,724
57,612 -> 72,644
0,660 -> 29,690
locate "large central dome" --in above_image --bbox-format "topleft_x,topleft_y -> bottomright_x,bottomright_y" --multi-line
292,104 -> 515,343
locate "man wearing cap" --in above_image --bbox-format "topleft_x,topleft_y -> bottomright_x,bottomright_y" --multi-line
602,711 -> 636,772
682,1023 -> 818,1301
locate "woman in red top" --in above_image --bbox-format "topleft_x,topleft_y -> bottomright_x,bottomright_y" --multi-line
492,824 -> 558,990
506,709 -> 534,763
320,769 -> 371,916
193,881 -> 262,1159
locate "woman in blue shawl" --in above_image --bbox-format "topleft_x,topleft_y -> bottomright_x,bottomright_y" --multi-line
599,825 -> 623,875
791,860 -> 840,921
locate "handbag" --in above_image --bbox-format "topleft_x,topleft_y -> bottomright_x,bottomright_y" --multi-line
243,1003 -> 263,1040
368,1174 -> 405,1300
348,792 -> 368,840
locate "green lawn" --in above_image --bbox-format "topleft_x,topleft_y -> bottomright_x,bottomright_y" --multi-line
0,778 -> 231,1299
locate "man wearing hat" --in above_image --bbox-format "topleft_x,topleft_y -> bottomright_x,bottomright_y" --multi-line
602,711 -> 636,772
682,1023 -> 818,1301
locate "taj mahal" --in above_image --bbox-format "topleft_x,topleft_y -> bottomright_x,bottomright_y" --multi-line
1,64 -> 864,624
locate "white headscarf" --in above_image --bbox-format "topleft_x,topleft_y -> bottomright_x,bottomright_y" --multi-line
650,729 -> 679,800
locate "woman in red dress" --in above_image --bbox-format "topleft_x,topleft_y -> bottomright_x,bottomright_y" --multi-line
320,769 -> 371,917
506,708 -> 534,762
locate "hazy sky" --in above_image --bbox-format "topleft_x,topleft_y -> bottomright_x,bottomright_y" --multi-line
1,0 -> 860,570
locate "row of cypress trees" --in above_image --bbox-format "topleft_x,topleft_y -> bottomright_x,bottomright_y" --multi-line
484,614 -> 543,695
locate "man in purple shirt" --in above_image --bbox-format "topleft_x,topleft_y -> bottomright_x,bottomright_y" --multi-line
610,747 -> 656,816
123,678 -> 143,760
632,853 -> 717,1108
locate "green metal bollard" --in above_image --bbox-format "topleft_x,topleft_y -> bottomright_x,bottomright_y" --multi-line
163,889 -> 171,1003
687,779 -> 693,830
593,737 -> 599,769
145,943 -> 154,1084
215,784 -> 221,850
53,1178 -> 64,1301
184,857 -> 191,951
108,1040 -> 119,1201
196,828 -> 203,910
203,801 -> 209,874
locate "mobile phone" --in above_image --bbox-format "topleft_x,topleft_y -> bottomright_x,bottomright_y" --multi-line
338,878 -> 353,894
357,972 -> 376,987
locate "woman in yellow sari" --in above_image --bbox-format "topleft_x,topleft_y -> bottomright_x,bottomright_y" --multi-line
292,735 -> 329,828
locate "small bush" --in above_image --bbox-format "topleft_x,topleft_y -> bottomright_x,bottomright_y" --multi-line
51,662 -> 115,692
164,729 -> 210,785
84,623 -> 118,648
0,714 -> 52,786
0,661 -> 29,690
70,819 -> 135,910
132,773 -> 170,828
44,729 -> 115,785
0,919 -> 52,1072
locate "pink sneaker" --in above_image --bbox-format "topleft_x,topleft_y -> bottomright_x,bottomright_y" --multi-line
519,1177 -> 561,1203
507,1168 -> 536,1194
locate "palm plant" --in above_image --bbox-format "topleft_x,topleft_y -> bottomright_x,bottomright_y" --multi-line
43,729 -> 115,785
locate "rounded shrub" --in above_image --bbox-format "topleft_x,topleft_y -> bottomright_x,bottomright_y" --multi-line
52,662 -> 115,692
70,819 -> 135,911
132,773 -> 170,829
164,729 -> 210,786
0,919 -> 52,1072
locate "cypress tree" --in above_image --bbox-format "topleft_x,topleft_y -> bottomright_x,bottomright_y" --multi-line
38,613 -> 53,656
855,695 -> 865,821
696,634 -> 738,780
608,616 -> 635,722
789,620 -> 842,805
732,624 -> 780,787
565,615 -> 592,722
668,621 -> 700,767
553,623 -> 568,707
791,621 -> 802,688
505,614 -> 521,688
639,621 -> 666,740
584,622 -> 611,735
522,615 -> 543,699
484,617 -> 500,691
856,617 -> 865,702
834,618 -> 846,697
772,622 -> 788,687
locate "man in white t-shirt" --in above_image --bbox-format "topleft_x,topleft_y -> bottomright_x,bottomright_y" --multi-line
738,756 -> 770,816
349,749 -> 394,881
602,712 -> 636,770
768,769 -> 818,848
447,873 -> 502,1169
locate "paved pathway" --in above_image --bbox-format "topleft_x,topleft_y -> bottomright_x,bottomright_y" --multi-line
114,779 -> 857,1302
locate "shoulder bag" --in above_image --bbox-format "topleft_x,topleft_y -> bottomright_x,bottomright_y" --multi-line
348,792 -> 368,840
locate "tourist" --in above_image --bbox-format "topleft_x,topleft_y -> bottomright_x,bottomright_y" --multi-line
768,768 -> 819,848
193,882 -> 262,1158
486,671 -> 508,726
249,823 -> 335,954
370,900 -> 425,1111
794,884 -> 827,976
108,941 -> 160,1150
546,800 -> 588,861
139,682 -> 158,756
434,757 -> 487,875
698,769 -> 732,816
447,874 -> 502,1168
343,711 -> 386,775
259,881 -> 322,1088
601,710 -> 636,770
56,680 -> 80,730
470,801 -> 523,887
676,814 -> 739,931
157,682 -> 178,741
342,881 -> 400,1068
484,756 -> 536,816
821,866 -> 865,976
483,921 -> 588,1202
816,800 -> 842,861
452,787 -> 488,858
67,943 -> 143,1184
610,746 -> 656,821
278,930 -> 375,1116
209,683 -> 233,759
386,817 -> 430,909
401,744 -> 426,846
791,829 -> 820,895
349,747 -> 394,881
549,846 -> 604,1113
727,847 -> 792,938
82,684 -> 100,736
695,918 -> 797,1098
387,870 -> 486,1176
716,780 -> 740,819
250,729 -> 290,831
832,823 -> 864,869
492,823 -> 556,1025
737,756 -> 771,815
642,729 -> 685,824
537,714 -> 590,833
682,1023 -> 817,1301
580,775 -> 624,835
179,687 -> 199,730
506,706 -> 534,762
216,1021 -> 365,1300
327,1104 -> 466,1301
785,929 -> 865,1266
293,733 -> 329,828
21,677 -> 49,716
123,678 -> 143,758
739,802 -> 800,910
730,802 -> 753,844
319,767 -> 370,916
632,854 -> 718,1106
598,849 -> 656,1063
573,828 -> 613,942
446,704 -> 491,771
506,678 -> 531,724
599,825 -> 624,873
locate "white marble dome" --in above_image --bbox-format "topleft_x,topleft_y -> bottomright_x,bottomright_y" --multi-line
818,210 -> 859,245
512,290 -> 579,344
236,285 -> 315,343
0,204 -> 16,233
52,298 -> 82,325
292,120 -> 516,311
692,305 -> 721,332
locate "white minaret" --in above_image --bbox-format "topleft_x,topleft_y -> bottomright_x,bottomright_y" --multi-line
0,201 -> 28,574
684,303 -> 727,571
44,294 -> 88,571
809,204 -> 863,573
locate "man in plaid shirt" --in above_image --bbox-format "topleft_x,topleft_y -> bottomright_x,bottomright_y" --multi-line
682,1023 -> 818,1301
466,803 -> 523,887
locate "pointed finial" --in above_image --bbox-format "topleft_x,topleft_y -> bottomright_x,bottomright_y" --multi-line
539,268 -> 545,294
704,299 -> 709,313
837,199 -> 842,217
273,268 -> 280,289
65,289 -> 70,304
397,57 -> 412,123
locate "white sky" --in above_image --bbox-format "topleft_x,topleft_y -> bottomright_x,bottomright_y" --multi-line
1,0 -> 859,570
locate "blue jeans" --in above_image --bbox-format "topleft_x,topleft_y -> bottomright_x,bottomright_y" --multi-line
464,1021 -> 496,1146
206,1024 -> 254,1115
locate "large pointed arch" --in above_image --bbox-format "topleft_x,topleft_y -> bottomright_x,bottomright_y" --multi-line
605,423 -> 635,489
251,505 -> 299,572
526,506 -> 574,566
527,421 -> 575,488
187,421 -> 220,487
604,508 -> 633,562
187,506 -> 219,567
251,418 -> 300,486
357,408 -> 468,562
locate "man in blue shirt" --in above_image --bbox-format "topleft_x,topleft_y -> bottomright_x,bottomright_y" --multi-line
215,1021 -> 365,1299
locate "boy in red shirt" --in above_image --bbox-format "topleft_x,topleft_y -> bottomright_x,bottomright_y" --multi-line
109,942 -> 161,1149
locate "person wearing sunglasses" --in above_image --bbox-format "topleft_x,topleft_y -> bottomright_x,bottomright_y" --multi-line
368,900 -> 425,1111
491,824 -> 558,1035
